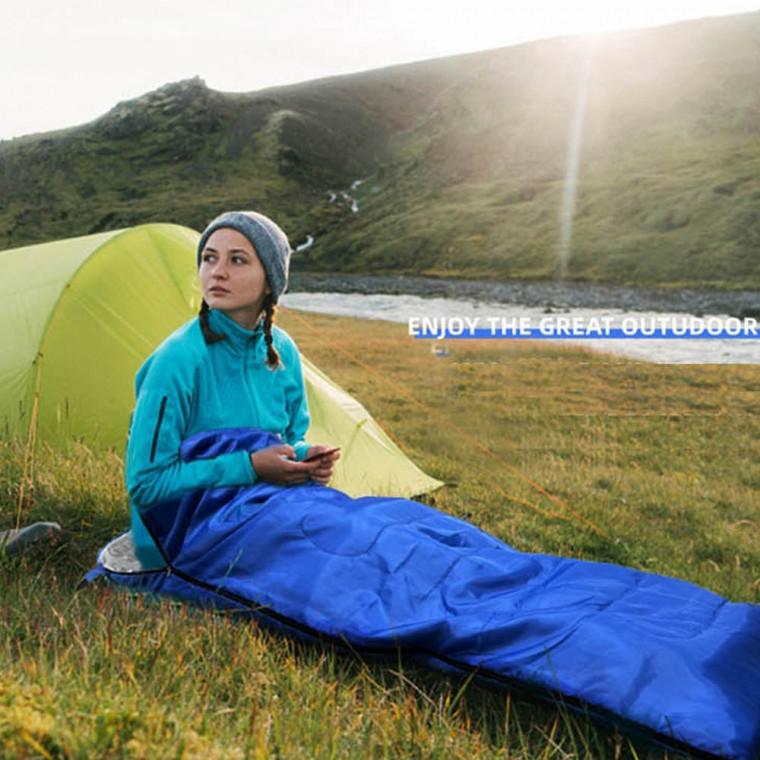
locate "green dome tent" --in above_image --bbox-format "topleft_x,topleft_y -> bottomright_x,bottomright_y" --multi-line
0,223 -> 442,498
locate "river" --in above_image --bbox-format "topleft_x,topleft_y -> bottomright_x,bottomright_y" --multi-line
283,274 -> 760,364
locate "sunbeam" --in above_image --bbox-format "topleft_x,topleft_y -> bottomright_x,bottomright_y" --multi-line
557,41 -> 595,279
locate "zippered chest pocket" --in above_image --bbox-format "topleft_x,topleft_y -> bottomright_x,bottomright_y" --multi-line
150,396 -> 168,463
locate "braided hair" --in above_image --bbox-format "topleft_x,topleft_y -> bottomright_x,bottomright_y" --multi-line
198,299 -> 226,345
261,295 -> 281,369
198,296 -> 281,369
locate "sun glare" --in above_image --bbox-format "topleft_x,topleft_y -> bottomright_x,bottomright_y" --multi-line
511,0 -> 760,44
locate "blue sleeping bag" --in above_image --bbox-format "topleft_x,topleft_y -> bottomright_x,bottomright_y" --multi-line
91,427 -> 760,759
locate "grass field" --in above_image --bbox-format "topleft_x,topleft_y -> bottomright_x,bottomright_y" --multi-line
1,310 -> 758,758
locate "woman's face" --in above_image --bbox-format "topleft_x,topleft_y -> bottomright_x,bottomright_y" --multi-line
199,228 -> 272,329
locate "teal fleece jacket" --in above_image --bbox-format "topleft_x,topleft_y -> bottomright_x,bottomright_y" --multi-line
125,307 -> 312,566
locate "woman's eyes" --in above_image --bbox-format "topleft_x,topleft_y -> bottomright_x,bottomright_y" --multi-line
202,254 -> 247,264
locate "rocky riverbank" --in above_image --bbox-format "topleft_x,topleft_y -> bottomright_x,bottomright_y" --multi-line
289,273 -> 760,318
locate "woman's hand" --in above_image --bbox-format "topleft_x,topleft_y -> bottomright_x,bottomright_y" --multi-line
304,445 -> 341,485
250,445 -> 320,485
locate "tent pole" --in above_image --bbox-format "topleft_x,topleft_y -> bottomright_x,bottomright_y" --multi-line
16,351 -> 43,531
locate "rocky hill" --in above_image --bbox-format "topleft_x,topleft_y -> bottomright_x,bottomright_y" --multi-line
2,10 -> 760,289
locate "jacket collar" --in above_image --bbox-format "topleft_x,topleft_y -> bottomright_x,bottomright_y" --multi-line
207,308 -> 264,354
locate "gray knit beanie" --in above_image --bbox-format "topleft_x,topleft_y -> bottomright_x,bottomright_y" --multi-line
196,210 -> 292,303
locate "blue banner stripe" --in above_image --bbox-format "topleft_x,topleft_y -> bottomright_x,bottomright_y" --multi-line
412,328 -> 759,340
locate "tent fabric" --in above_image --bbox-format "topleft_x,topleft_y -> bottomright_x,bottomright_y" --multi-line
92,426 -> 760,760
0,224 -> 200,448
0,225 -> 442,498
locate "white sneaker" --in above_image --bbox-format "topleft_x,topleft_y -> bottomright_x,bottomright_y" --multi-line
0,522 -> 63,557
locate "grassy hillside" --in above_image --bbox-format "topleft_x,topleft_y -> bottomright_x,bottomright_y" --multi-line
0,76 -> 390,251
1,311 -> 758,757
2,11 -> 760,288
309,14 -> 760,288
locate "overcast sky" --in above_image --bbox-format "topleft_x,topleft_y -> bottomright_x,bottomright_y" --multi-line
2,0 -> 759,142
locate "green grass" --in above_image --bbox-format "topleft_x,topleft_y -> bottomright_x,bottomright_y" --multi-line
1,311 -> 758,758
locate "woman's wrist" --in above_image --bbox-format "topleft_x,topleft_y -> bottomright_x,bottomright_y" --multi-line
292,441 -> 311,461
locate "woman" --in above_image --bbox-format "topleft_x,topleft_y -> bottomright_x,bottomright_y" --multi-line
125,210 -> 340,567
106,210 -> 759,760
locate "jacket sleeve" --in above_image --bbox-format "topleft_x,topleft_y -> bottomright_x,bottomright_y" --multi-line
281,339 -> 312,461
125,350 -> 257,508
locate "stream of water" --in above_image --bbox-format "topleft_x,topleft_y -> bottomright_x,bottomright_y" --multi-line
282,279 -> 760,364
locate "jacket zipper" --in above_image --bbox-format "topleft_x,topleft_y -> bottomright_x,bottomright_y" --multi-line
150,396 -> 168,463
